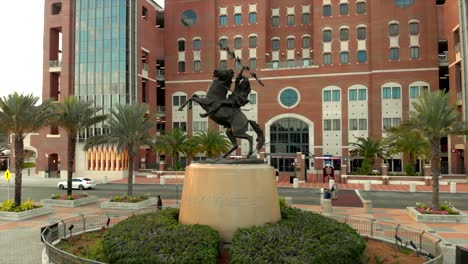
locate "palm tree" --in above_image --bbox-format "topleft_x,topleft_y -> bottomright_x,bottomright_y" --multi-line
85,104 -> 155,196
385,129 -> 429,175
400,90 -> 468,208
53,96 -> 107,196
153,128 -> 188,170
0,93 -> 54,206
349,137 -> 387,174
191,129 -> 230,158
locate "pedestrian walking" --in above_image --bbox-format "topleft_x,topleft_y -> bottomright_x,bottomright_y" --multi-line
157,195 -> 163,209
331,183 -> 339,200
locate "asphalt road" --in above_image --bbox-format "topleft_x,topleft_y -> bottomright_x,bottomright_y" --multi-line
1,184 -> 467,209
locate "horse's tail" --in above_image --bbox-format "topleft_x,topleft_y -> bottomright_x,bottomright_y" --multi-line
248,120 -> 265,151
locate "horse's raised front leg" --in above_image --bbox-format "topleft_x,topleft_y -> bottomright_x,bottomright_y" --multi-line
222,128 -> 238,158
178,95 -> 198,111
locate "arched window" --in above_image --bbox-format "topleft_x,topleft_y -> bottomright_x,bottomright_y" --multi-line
270,118 -> 309,172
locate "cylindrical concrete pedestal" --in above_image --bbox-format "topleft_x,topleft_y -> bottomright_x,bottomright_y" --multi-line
410,183 -> 416,192
179,163 -> 281,243
364,181 -> 371,191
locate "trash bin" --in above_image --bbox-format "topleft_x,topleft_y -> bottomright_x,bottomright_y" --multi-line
290,175 -> 295,184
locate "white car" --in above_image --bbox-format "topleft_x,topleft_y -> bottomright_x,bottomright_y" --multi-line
57,177 -> 96,190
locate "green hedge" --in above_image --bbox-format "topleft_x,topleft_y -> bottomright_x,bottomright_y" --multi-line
102,209 -> 219,264
23,162 -> 35,168
230,204 -> 366,264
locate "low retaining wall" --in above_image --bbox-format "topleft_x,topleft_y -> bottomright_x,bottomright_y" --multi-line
100,197 -> 157,210
40,196 -> 99,208
0,206 -> 54,221
406,207 -> 468,223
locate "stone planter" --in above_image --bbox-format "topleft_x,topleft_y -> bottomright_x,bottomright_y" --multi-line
0,206 -> 54,221
406,207 -> 468,223
100,197 -> 157,210
40,196 -> 99,208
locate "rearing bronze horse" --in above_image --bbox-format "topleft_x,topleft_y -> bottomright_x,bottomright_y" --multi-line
178,68 -> 264,158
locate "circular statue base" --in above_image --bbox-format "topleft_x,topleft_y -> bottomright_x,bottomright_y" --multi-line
179,163 -> 281,243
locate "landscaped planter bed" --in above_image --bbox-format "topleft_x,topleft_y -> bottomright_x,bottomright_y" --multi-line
406,207 -> 468,223
0,206 -> 54,221
100,197 -> 157,210
40,195 -> 99,208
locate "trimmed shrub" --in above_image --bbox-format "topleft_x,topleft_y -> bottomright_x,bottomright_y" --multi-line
23,162 -> 35,168
102,208 -> 219,264
231,204 -> 366,264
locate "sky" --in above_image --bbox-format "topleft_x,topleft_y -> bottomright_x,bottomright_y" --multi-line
0,0 -> 164,101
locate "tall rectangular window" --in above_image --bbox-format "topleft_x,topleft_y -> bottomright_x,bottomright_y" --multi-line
357,27 -> 367,40
219,15 -> 227,26
389,23 -> 399,36
357,50 -> 367,62
340,52 -> 349,64
302,13 -> 310,25
193,60 -> 201,72
173,122 -> 187,131
358,119 -> 367,130
302,36 -> 310,48
302,58 -> 311,66
390,48 -> 399,60
323,5 -> 331,16
340,4 -> 348,15
178,40 -> 185,51
234,37 -> 242,49
173,95 -> 187,106
219,60 -> 227,70
249,36 -> 257,48
410,47 -> 419,59
193,39 -> 201,51
392,87 -> 401,99
332,90 -> 341,101
409,22 -> 419,35
287,38 -> 295,49
349,89 -> 357,101
142,6 -> 148,20
219,38 -> 227,48
272,39 -> 280,51
323,53 -> 332,65
323,30 -> 332,42
323,90 -> 331,102
358,89 -> 367,100
349,119 -> 358,130
410,86 -> 419,98
383,118 -> 392,130
272,16 -> 279,27
340,28 -> 349,41
357,2 -> 366,14
178,61 -> 186,72
249,12 -> 257,24
249,58 -> 256,70
234,14 -> 242,25
383,87 -> 392,99
287,14 -> 295,26
333,119 -> 341,130
324,119 -> 332,131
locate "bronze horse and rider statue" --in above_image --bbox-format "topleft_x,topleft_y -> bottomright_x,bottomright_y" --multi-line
178,66 -> 265,159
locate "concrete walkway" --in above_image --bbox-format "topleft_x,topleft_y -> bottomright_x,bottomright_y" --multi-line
0,175 -> 467,263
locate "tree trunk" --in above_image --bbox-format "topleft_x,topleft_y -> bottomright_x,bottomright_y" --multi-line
431,139 -> 441,209
14,135 -> 24,206
67,135 -> 76,196
127,153 -> 134,196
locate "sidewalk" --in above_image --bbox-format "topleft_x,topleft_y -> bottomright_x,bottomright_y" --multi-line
1,175 -> 467,263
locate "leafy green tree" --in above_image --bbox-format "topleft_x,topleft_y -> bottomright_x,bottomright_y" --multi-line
385,129 -> 430,176
191,129 -> 230,158
153,128 -> 188,170
85,104 -> 155,196
349,137 -> 387,172
399,90 -> 468,208
0,93 -> 54,206
52,96 -> 107,195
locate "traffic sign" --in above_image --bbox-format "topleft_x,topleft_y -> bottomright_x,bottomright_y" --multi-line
4,169 -> 11,181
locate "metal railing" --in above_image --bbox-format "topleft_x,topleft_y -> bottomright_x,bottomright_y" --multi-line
41,207 -> 161,264
41,208 -> 448,264
324,213 -> 448,264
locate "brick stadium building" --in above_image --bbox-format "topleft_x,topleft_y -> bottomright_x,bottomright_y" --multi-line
30,0 -> 467,181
